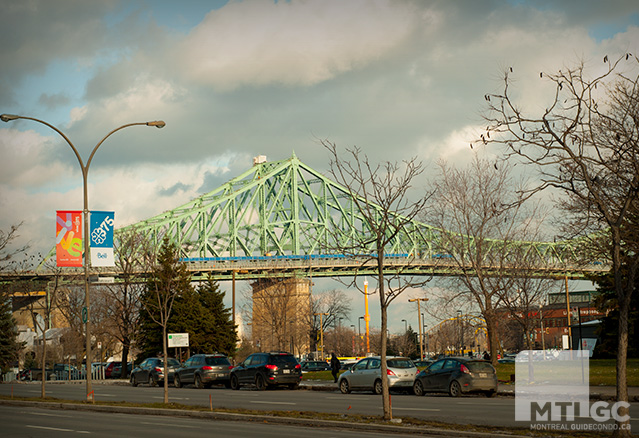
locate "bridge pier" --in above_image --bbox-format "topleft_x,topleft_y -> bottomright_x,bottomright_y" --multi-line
251,277 -> 311,357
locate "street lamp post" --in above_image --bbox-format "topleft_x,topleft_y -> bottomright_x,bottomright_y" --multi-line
358,316 -> 364,356
314,312 -> 329,360
456,310 -> 463,355
350,324 -> 355,355
1,114 -> 165,401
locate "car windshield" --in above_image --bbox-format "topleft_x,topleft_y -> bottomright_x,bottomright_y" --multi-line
167,358 -> 181,367
387,359 -> 414,369
271,355 -> 297,366
205,356 -> 230,366
466,361 -> 494,372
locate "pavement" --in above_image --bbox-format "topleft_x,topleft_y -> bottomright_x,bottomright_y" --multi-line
3,379 -> 638,437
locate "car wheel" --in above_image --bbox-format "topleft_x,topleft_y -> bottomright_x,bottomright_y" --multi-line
174,375 -> 182,388
373,379 -> 383,395
230,374 -> 240,390
413,379 -> 424,396
224,380 -> 232,389
195,374 -> 204,389
130,375 -> 138,387
484,389 -> 496,398
288,383 -> 299,390
449,380 -> 461,397
339,379 -> 351,394
255,373 -> 267,391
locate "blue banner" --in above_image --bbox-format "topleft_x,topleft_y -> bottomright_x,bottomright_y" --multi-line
90,211 -> 115,266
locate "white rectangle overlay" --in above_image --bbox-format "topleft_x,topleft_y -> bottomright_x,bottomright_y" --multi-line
515,350 -> 589,422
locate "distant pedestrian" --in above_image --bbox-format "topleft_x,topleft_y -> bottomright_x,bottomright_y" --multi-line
483,351 -> 490,361
330,353 -> 340,383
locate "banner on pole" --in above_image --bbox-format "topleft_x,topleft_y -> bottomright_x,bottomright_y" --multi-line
90,211 -> 115,267
56,211 -> 83,267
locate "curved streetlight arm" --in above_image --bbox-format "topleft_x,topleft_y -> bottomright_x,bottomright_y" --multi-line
1,112 -> 164,402
86,121 -> 165,171
1,114 -> 85,172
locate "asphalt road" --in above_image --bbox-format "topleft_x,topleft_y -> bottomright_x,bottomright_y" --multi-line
0,404 -> 459,438
1,381 -> 637,432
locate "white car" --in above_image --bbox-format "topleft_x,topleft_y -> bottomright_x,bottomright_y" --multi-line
337,356 -> 417,394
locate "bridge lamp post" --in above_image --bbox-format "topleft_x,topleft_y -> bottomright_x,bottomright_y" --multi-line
1,114 -> 165,401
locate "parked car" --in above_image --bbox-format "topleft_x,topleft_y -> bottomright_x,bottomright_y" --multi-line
19,368 -> 55,381
230,352 -> 302,390
130,357 -> 181,386
413,359 -> 434,368
413,357 -> 497,397
53,363 -> 84,380
105,361 -> 132,379
300,361 -> 331,373
174,354 -> 232,389
337,356 -> 417,395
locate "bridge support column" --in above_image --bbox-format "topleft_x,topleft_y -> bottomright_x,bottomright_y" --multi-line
251,277 -> 311,356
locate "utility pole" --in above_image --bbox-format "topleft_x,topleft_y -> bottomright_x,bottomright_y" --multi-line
408,298 -> 429,359
314,312 -> 329,360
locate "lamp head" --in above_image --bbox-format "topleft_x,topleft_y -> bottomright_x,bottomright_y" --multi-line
1,114 -> 20,122
146,120 -> 166,128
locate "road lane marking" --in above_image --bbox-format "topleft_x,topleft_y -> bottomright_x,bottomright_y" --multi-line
393,407 -> 441,412
140,421 -> 200,429
31,412 -> 73,418
26,425 -> 87,433
250,401 -> 296,405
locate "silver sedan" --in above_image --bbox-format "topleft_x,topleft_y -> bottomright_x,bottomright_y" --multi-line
337,356 -> 417,394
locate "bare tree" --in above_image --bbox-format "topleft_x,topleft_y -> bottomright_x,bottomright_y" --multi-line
483,55 -> 638,436
247,277 -> 310,356
0,223 -> 28,271
102,228 -> 148,378
309,289 -> 352,355
322,141 -> 432,421
143,236 -> 191,404
426,156 -> 543,366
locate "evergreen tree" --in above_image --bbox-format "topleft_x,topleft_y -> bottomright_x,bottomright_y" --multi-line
0,296 -> 24,371
138,274 -> 238,358
591,270 -> 639,359
193,275 -> 237,355
140,237 -> 192,403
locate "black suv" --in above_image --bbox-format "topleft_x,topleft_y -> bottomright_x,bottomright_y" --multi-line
230,352 -> 302,390
174,353 -> 232,389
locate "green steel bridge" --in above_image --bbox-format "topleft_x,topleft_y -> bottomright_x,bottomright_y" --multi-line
7,153 -> 608,283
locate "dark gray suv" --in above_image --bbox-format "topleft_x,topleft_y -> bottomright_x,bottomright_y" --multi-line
174,353 -> 232,389
230,352 -> 302,390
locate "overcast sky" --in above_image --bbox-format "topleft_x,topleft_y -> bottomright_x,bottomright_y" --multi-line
1,0 -> 637,338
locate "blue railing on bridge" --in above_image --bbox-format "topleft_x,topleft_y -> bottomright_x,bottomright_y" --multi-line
180,253 -> 411,263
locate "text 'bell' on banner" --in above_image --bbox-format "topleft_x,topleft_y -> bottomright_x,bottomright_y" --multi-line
56,210 -> 83,267
90,211 -> 115,267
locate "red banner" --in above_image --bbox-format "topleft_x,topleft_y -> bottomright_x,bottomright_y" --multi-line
56,211 -> 83,267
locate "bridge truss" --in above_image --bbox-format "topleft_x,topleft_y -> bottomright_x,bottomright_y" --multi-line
104,153 -> 603,281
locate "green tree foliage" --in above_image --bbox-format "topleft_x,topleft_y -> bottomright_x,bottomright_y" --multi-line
137,237 -> 192,360
0,296 -> 24,371
137,260 -> 237,358
173,276 -> 237,356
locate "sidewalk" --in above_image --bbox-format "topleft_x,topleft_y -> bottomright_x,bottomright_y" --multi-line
300,380 -> 639,401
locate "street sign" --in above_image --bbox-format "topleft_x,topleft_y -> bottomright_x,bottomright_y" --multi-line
168,333 -> 189,348
82,307 -> 88,324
